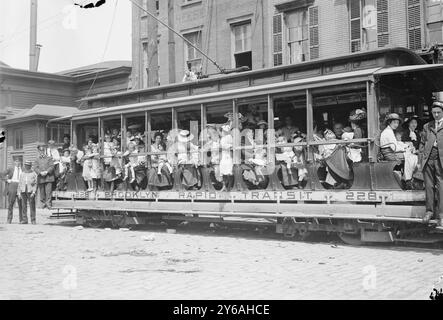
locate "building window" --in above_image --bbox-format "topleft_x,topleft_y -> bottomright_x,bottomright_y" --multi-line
377,0 -> 389,47
285,10 -> 308,64
350,0 -> 362,52
273,14 -> 283,66
349,0 -> 378,52
231,22 -> 252,70
407,0 -> 422,50
47,124 -> 70,145
184,31 -> 202,72
308,6 -> 319,60
14,129 -> 23,150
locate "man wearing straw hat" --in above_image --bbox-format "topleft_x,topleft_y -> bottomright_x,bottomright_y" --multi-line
419,101 -> 443,228
17,160 -> 38,224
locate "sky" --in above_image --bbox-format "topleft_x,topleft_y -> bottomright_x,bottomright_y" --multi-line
0,0 -> 132,73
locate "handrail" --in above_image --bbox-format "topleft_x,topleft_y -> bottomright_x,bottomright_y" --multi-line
80,138 -> 372,160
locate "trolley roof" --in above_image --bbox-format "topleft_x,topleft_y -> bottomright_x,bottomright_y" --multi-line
50,63 -> 443,122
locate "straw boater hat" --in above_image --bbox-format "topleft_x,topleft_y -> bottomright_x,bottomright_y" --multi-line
37,143 -> 47,150
224,112 -> 247,123
48,140 -> 56,145
24,160 -> 33,167
178,130 -> 194,142
432,101 -> 443,110
385,113 -> 402,123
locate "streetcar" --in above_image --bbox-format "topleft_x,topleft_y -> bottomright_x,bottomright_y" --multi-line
50,47 -> 443,245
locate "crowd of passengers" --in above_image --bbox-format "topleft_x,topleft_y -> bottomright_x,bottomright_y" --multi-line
45,108 -> 424,192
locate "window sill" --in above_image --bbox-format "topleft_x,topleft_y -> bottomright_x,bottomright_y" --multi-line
181,0 -> 202,8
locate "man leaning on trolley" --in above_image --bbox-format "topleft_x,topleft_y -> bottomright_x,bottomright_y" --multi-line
420,100 -> 443,229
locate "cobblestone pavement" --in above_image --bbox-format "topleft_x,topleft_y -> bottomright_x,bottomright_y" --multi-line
0,208 -> 442,300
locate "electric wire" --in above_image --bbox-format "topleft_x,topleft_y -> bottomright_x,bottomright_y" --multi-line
84,0 -> 119,99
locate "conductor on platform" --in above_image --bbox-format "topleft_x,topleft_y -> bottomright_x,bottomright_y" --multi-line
419,101 -> 443,228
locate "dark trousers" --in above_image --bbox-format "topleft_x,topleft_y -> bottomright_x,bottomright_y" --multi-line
7,182 -> 22,223
38,182 -> 53,208
21,192 -> 36,223
423,159 -> 443,220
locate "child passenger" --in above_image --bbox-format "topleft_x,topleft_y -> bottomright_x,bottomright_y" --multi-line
292,135 -> 308,186
123,142 -> 139,183
396,131 -> 418,188
57,149 -> 71,191
156,143 -> 172,176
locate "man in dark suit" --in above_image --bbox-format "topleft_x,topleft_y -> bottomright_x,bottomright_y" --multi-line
33,144 -> 55,209
419,101 -> 443,228
0,158 -> 23,223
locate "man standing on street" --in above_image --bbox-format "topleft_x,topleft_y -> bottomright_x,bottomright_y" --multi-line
34,144 -> 55,209
419,101 -> 443,228
18,160 -> 38,224
0,158 -> 23,223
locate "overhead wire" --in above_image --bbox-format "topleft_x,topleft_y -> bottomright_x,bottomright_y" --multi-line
129,0 -> 224,73
84,0 -> 119,99
0,9 -> 69,48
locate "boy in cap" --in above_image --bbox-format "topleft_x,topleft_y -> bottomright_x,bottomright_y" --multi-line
17,160 -> 38,224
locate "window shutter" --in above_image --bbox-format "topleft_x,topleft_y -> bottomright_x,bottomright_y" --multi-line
377,0 -> 389,47
350,0 -> 361,52
273,14 -> 283,66
309,6 -> 319,60
407,0 -> 422,50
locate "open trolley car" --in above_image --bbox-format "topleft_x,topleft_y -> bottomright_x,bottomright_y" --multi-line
50,48 -> 443,245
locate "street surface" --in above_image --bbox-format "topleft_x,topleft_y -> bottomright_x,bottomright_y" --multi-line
0,208 -> 442,300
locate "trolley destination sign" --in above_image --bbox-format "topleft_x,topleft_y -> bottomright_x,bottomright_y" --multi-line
53,190 -> 425,203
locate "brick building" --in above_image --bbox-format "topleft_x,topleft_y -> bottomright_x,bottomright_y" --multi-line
131,0 -> 443,88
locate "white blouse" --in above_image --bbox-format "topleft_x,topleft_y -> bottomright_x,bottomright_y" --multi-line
380,126 -> 405,152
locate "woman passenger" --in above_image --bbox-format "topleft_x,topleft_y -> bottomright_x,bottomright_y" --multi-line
219,124 -> 234,191
346,109 -> 367,163
292,135 -> 308,188
177,130 -> 200,190
81,143 -> 94,191
275,135 -> 298,189
148,132 -> 172,190
379,113 -> 407,161
317,129 -> 352,189
90,143 -> 101,192
205,125 -> 223,188
401,115 -> 421,151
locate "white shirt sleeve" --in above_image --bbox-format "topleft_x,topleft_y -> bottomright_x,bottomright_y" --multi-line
380,127 -> 405,152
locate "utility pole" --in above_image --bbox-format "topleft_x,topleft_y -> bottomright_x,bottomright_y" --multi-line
167,0 -> 176,84
146,0 -> 159,87
29,0 -> 39,71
